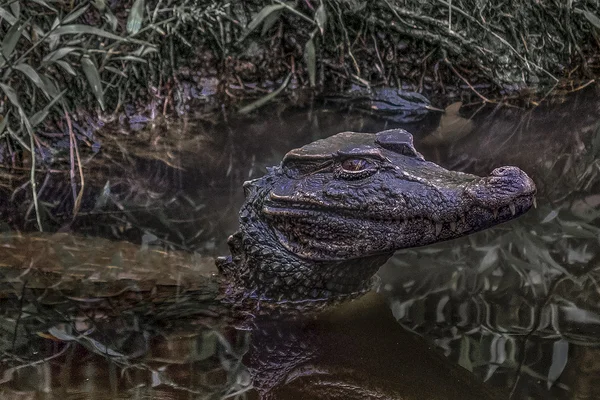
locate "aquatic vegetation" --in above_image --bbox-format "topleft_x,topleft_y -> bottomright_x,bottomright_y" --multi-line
380,119 -> 600,398
0,0 -> 230,228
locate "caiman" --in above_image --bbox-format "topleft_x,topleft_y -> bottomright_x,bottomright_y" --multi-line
0,128 -> 536,400
216,128 -> 536,305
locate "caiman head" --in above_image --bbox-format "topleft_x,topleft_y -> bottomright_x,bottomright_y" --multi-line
217,129 -> 536,303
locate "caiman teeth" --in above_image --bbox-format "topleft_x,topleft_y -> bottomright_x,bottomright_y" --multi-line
269,192 -> 294,201
435,222 -> 442,236
509,203 -> 516,216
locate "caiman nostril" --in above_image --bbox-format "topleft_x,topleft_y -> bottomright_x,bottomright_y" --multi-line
487,166 -> 536,195
491,166 -> 521,177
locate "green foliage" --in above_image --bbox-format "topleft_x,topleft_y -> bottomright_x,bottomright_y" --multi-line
0,0 -> 231,230
240,1 -> 329,95
81,55 -> 105,110
0,0 -> 233,141
238,72 -> 292,114
577,8 -> 600,30
127,0 -> 145,34
241,4 -> 286,38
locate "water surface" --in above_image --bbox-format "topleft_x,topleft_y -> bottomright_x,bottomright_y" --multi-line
1,88 -> 599,399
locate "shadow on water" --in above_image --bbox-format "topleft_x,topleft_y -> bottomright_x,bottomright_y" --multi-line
0,86 -> 599,398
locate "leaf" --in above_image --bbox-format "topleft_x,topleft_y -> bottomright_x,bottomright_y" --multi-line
81,55 -> 105,110
0,83 -> 22,108
104,9 -> 119,32
478,246 -> 499,273
48,326 -> 125,357
582,10 -> 600,29
127,0 -> 145,34
49,25 -> 125,42
43,47 -> 78,62
93,181 -> 111,209
9,1 -> 20,19
541,209 -> 559,223
29,0 -> 57,12
0,112 -> 8,136
47,327 -> 75,341
557,219 -> 599,239
30,89 -> 67,126
63,4 -> 90,24
484,336 -> 506,382
0,84 -> 33,151
114,55 -> 147,63
140,46 -> 157,56
457,336 -> 473,372
571,194 -> 600,222
39,74 -> 61,99
104,66 -> 127,78
566,245 -> 593,264
2,22 -> 24,62
131,45 -> 157,57
48,20 -> 60,50
315,3 -> 327,35
503,249 -> 543,273
55,60 -> 77,75
261,8 -> 283,36
84,336 -> 126,357
197,331 -> 218,361
31,23 -> 45,41
522,235 -> 569,275
242,4 -> 286,39
547,340 -> 568,389
29,109 -> 49,128
305,37 -> 316,87
14,63 -> 53,99
0,7 -> 18,25
93,0 -> 106,11
238,73 -> 292,114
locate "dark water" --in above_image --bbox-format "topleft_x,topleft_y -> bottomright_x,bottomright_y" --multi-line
1,87 -> 600,399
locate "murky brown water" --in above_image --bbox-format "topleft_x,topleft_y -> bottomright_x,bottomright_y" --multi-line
0,87 -> 599,399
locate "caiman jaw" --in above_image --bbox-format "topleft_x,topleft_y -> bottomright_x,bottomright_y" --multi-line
262,164 -> 536,262
263,195 -> 536,262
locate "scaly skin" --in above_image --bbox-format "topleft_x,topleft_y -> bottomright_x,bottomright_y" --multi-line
217,129 -> 536,303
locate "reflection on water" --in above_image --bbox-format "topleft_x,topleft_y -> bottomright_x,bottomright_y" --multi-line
377,88 -> 600,400
0,87 -> 599,399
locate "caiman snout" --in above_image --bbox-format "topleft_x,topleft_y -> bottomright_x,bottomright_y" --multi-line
465,166 -> 536,210
489,166 -> 536,195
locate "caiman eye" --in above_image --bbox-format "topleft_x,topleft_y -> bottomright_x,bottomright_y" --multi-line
337,158 -> 377,179
341,158 -> 370,171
